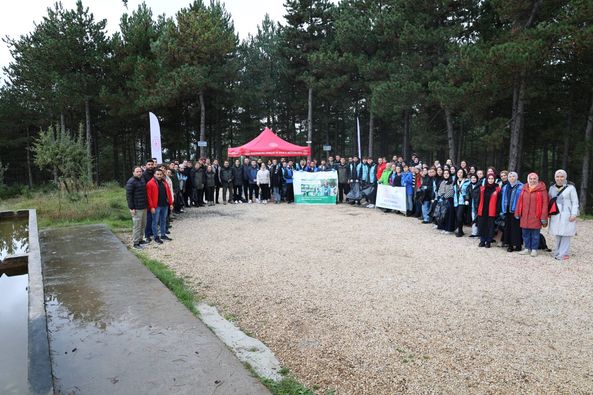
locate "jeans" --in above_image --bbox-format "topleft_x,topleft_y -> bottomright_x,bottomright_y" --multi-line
272,186 -> 281,202
132,209 -> 147,244
145,210 -> 153,238
422,201 -> 431,222
406,194 -> 413,213
152,206 -> 168,239
522,228 -> 540,250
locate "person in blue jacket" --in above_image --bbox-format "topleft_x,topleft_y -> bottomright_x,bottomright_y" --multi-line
501,171 -> 524,252
248,160 -> 259,203
453,168 -> 471,237
401,164 -> 414,215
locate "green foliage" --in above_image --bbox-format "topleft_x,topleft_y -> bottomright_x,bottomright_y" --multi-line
32,124 -> 91,196
0,184 -> 130,230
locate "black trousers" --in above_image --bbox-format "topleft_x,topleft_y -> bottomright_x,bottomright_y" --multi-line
205,186 -> 214,202
260,184 -> 270,200
503,213 -> 523,248
243,181 -> 250,201
193,187 -> 204,205
249,184 -> 259,200
477,216 -> 495,242
286,184 -> 294,202
338,183 -> 350,203
221,182 -> 232,202
233,185 -> 243,201
455,205 -> 467,234
215,185 -> 220,203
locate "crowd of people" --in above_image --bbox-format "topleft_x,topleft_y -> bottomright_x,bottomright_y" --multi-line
125,154 -> 580,261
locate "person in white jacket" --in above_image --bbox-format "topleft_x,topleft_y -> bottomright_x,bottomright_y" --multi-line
257,163 -> 271,204
548,169 -> 579,260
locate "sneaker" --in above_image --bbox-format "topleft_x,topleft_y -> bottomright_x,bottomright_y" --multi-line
133,244 -> 143,250
478,241 -> 485,247
555,255 -> 569,261
530,250 -> 538,257
165,230 -> 171,234
223,201 -> 227,205
154,238 -> 163,244
518,249 -> 531,255
239,200 -> 244,204
145,237 -> 152,244
485,242 -> 491,248
367,204 -> 375,208
161,235 -> 173,241
139,239 -> 148,245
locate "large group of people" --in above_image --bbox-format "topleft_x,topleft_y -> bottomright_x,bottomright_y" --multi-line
125,154 -> 580,260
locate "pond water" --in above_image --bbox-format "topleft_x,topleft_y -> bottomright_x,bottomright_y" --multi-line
0,217 -> 29,261
0,216 -> 30,394
0,273 -> 29,394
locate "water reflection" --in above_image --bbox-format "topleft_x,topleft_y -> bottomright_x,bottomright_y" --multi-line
0,274 -> 29,395
0,218 -> 29,261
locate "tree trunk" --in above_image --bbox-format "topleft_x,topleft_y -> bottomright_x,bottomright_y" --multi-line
199,90 -> 206,158
403,109 -> 411,160
26,129 -> 33,188
85,98 -> 93,183
368,109 -> 374,158
60,113 -> 66,135
542,142 -> 548,182
508,73 -> 526,172
562,112 -> 571,170
579,90 -> 593,213
307,87 -> 313,160
444,107 -> 456,165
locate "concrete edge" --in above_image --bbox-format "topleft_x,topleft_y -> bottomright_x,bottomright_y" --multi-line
195,302 -> 283,382
27,209 -> 54,395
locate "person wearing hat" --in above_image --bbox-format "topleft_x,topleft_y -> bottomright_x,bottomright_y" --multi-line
548,169 -> 579,260
515,172 -> 549,257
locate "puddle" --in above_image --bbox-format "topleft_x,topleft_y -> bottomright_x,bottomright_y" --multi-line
0,273 -> 29,395
0,217 -> 29,262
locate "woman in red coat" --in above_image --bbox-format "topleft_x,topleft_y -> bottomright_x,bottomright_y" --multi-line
515,173 -> 549,257
477,173 -> 501,248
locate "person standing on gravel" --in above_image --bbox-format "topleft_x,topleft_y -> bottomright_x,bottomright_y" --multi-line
204,165 -> 217,206
515,173 -> 549,257
282,161 -> 294,203
270,159 -> 283,203
220,160 -> 234,205
477,173 -> 501,248
257,163 -> 271,204
548,169 -> 579,260
126,166 -> 147,249
248,160 -> 260,203
501,172 -> 523,252
146,169 -> 173,244
191,162 -> 206,207
232,159 -> 244,203
242,158 -> 251,202
337,158 -> 349,203
142,159 -> 156,241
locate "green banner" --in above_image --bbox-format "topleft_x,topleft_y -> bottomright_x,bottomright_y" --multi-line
293,171 -> 338,205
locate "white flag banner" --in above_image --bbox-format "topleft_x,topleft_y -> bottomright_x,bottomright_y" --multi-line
375,185 -> 407,213
149,112 -> 163,164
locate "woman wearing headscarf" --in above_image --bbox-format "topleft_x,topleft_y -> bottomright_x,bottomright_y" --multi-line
548,169 -> 579,260
501,172 -> 524,252
436,169 -> 455,234
515,173 -> 549,257
477,173 -> 501,248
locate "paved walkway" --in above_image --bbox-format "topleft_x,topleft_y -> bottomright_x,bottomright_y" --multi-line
41,225 -> 270,395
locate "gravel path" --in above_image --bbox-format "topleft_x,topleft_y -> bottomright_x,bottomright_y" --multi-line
143,203 -> 593,394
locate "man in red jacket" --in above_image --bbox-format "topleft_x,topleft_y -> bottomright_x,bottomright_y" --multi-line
146,169 -> 173,244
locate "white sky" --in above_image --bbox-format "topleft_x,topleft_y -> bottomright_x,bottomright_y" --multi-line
0,0 -> 290,81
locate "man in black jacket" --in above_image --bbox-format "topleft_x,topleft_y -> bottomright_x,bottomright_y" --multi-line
190,162 -> 206,206
231,159 -> 244,203
126,166 -> 147,249
241,158 -> 251,202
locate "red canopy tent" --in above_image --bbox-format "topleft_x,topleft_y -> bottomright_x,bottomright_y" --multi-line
227,127 -> 310,157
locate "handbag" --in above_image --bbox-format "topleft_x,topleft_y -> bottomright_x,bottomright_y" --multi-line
548,186 -> 567,216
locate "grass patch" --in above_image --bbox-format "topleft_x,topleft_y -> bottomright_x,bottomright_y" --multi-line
0,184 -> 131,230
243,363 -> 317,395
133,251 -> 199,315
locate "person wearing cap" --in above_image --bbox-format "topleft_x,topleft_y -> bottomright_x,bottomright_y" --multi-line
515,172 -> 549,257
548,169 -> 579,260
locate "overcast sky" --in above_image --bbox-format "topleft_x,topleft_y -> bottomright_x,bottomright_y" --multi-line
0,0 -> 290,79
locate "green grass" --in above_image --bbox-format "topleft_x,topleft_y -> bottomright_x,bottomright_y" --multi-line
133,251 -> 199,315
243,363 -> 319,395
0,183 -> 131,230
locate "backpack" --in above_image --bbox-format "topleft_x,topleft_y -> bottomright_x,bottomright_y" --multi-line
539,234 -> 551,252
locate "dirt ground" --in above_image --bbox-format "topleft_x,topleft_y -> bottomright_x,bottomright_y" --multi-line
142,203 -> 593,394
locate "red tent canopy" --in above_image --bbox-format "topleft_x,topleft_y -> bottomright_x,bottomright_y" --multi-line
227,128 -> 310,157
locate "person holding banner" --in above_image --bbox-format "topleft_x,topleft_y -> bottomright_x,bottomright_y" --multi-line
337,158 -> 349,203
282,161 -> 294,203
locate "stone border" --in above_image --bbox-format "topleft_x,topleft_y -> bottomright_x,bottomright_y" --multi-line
27,209 -> 53,395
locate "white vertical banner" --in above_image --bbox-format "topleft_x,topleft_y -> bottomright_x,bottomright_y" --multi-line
149,112 -> 163,164
356,116 -> 361,159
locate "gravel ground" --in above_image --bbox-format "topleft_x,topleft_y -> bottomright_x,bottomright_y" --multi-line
142,203 -> 593,394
